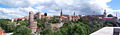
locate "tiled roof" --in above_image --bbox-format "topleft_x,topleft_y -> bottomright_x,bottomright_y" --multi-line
0,27 -> 5,35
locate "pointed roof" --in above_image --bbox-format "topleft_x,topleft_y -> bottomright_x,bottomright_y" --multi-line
74,11 -> 75,16
116,12 -> 117,17
104,9 -> 106,14
60,9 -> 63,16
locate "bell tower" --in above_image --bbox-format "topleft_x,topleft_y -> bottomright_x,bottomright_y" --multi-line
60,9 -> 63,16
104,10 -> 106,17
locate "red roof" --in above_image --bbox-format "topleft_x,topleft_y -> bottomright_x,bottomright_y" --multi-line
0,28 -> 5,35
34,15 -> 37,17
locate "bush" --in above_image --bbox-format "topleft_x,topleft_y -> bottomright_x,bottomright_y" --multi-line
13,25 -> 31,35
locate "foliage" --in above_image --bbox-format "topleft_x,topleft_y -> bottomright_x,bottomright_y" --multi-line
40,18 -> 49,22
104,20 -> 115,27
0,19 -> 15,33
57,22 -> 89,35
17,19 -> 22,22
107,14 -> 113,17
38,17 -> 117,35
13,25 -> 31,35
0,15 -> 118,35
40,27 -> 53,35
18,21 -> 28,26
37,19 -> 45,29
49,16 -> 58,23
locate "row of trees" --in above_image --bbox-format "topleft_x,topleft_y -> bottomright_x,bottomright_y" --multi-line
0,19 -> 32,35
37,15 -> 117,35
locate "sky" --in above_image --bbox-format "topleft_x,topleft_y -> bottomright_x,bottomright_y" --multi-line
107,0 -> 120,10
0,0 -> 120,19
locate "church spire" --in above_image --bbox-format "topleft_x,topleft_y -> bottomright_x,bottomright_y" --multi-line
104,9 -> 106,14
104,9 -> 106,17
60,9 -> 62,16
74,11 -> 75,16
116,12 -> 117,17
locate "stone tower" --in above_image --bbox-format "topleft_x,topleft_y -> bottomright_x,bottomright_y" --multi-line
37,12 -> 41,19
29,11 -> 34,27
29,11 -> 37,33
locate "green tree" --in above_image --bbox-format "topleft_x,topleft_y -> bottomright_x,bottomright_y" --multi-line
13,25 -> 31,35
107,14 -> 113,17
49,16 -> 58,23
104,20 -> 115,27
17,21 -> 28,26
56,22 -> 89,35
0,19 -> 15,33
5,25 -> 15,32
40,26 -> 54,35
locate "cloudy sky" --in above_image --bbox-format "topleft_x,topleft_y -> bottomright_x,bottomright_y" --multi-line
0,0 -> 120,19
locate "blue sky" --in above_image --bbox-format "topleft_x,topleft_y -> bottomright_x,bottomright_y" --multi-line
108,0 -> 120,10
0,0 -> 120,19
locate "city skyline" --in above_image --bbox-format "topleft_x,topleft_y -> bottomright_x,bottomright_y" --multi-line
0,0 -> 120,19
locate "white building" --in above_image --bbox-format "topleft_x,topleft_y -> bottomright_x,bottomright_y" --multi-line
90,27 -> 120,35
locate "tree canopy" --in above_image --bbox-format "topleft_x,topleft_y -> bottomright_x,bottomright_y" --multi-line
107,14 -> 113,17
13,25 -> 31,35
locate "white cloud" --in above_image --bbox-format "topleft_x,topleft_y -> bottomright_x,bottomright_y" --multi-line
0,0 -> 120,18
0,7 -> 37,18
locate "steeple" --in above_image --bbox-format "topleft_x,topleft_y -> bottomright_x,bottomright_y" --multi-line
104,10 -> 106,14
116,12 -> 117,17
60,9 -> 63,16
104,9 -> 106,17
74,11 -> 75,16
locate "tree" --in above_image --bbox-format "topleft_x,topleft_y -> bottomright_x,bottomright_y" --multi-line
36,19 -> 45,29
40,27 -> 53,35
18,21 -> 28,26
49,16 -> 58,23
104,20 -> 115,27
107,14 -> 113,17
0,19 -> 15,33
13,25 -> 31,35
55,22 -> 89,35
5,25 -> 15,33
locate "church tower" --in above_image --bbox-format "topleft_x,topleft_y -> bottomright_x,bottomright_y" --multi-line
60,9 -> 63,16
73,11 -> 75,16
59,9 -> 63,22
104,10 -> 106,17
